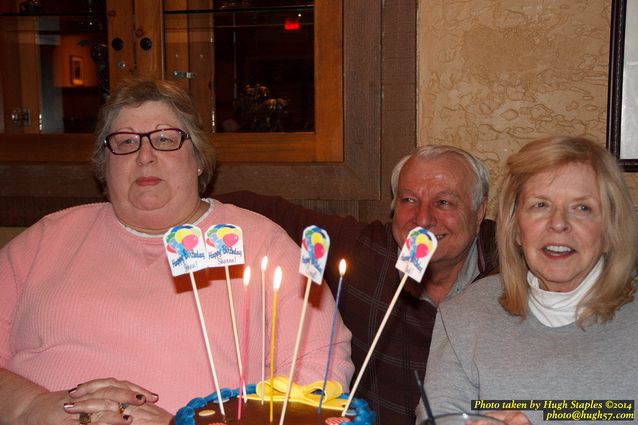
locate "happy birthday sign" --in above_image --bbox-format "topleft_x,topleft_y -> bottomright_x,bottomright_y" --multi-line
395,226 -> 437,282
299,225 -> 330,284
164,224 -> 208,276
205,224 -> 245,267
342,226 -> 437,417
163,223 -> 226,416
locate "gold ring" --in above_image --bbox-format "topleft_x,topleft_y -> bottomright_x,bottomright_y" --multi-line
79,412 -> 91,424
118,402 -> 129,414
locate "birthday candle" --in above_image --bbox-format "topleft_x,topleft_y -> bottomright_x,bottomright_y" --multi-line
260,256 -> 269,405
318,259 -> 347,414
341,226 -> 438,416
238,266 -> 251,420
164,224 -> 207,276
270,266 -> 282,422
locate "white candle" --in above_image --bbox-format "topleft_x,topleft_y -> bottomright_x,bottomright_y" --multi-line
238,266 -> 251,419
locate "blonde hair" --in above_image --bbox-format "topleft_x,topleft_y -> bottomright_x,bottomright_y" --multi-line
497,136 -> 638,325
92,78 -> 215,195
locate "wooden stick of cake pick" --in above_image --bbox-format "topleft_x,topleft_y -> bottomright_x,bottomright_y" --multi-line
163,225 -> 226,416
261,256 -> 269,405
279,225 -> 330,425
224,264 -> 248,400
187,271 -> 226,417
341,226 -> 437,417
270,266 -> 283,422
204,224 -> 248,400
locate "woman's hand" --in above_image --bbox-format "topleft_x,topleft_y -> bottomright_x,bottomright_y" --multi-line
64,400 -> 172,425
485,410 -> 532,425
62,378 -> 171,425
15,389 -> 84,425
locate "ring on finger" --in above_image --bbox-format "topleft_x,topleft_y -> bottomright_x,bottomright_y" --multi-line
79,412 -> 92,424
118,402 -> 129,414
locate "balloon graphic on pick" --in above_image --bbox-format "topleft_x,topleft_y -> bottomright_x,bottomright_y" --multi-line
415,244 -> 429,258
311,232 -> 326,258
182,234 -> 199,251
414,233 -> 430,258
396,226 -> 438,282
166,237 -> 178,254
204,224 -> 245,267
299,225 -> 330,285
175,228 -> 191,243
163,224 -> 207,277
165,225 -> 201,255
223,233 -> 239,247
206,224 -> 241,250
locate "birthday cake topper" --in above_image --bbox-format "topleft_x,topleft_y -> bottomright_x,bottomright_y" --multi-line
343,226 -> 438,416
205,224 -> 245,267
395,226 -> 438,282
163,223 -> 226,416
299,225 -> 330,284
164,224 -> 208,276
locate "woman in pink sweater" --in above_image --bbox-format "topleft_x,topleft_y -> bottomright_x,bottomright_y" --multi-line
0,79 -> 353,425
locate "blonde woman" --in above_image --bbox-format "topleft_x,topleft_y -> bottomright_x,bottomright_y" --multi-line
417,137 -> 638,425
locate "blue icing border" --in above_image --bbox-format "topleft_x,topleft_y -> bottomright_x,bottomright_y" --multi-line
174,385 -> 374,425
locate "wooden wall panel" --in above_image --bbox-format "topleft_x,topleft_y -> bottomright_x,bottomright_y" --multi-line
0,0 -> 418,226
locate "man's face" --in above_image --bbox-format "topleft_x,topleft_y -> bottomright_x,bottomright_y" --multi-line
391,155 -> 486,271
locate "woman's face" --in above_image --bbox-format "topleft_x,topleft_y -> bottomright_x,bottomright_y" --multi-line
105,101 -> 201,232
515,162 -> 604,292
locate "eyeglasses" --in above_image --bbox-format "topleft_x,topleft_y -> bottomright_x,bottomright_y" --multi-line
103,128 -> 190,155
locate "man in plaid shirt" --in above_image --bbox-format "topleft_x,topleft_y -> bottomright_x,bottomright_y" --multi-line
215,145 -> 497,425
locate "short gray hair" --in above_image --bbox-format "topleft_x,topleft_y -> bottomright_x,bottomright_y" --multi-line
390,144 -> 490,211
92,78 -> 215,195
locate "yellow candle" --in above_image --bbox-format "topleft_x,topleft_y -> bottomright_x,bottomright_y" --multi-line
270,266 -> 282,422
260,256 -> 268,405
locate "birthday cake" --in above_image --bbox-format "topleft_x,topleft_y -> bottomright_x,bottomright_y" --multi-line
172,378 -> 374,425
165,224 -> 435,425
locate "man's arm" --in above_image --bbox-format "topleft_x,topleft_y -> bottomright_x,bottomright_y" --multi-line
213,191 -> 361,242
213,190 -> 368,293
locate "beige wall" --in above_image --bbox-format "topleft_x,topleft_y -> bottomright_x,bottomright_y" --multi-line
417,0 -> 638,218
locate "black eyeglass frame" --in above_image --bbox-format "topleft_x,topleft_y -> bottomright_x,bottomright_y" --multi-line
103,128 -> 190,155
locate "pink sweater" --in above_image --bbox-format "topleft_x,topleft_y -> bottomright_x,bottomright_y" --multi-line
0,200 -> 353,413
